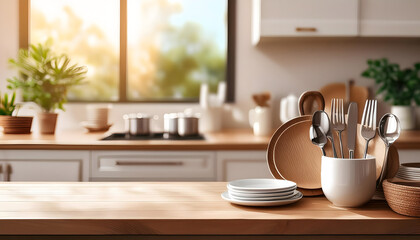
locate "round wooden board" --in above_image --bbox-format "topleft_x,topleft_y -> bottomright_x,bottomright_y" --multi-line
269,120 -> 400,192
273,120 -> 322,189
266,115 -> 323,196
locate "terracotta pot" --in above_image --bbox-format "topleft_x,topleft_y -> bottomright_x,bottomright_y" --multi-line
0,116 -> 33,134
38,112 -> 58,134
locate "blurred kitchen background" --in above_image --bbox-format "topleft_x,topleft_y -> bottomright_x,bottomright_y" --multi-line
1,0 -> 420,132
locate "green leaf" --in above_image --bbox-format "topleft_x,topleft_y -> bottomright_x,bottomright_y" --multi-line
7,41 -> 86,112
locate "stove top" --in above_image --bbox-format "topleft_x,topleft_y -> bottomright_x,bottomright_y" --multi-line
101,132 -> 205,141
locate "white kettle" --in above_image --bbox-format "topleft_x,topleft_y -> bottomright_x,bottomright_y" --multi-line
280,94 -> 299,123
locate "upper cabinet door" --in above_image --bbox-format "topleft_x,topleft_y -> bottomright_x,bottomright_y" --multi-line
360,0 -> 420,37
253,0 -> 359,43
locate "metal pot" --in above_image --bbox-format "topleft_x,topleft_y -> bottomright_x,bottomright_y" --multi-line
124,113 -> 151,136
178,115 -> 199,136
164,113 -> 178,136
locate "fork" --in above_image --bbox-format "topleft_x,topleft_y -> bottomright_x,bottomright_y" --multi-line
331,99 -> 346,158
361,100 -> 377,158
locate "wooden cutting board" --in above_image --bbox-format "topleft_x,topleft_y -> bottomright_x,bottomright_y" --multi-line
320,82 -> 369,123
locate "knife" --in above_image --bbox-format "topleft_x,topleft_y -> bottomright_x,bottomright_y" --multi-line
347,102 -> 358,159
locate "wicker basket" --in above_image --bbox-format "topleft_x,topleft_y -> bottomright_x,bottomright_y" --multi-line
383,179 -> 420,217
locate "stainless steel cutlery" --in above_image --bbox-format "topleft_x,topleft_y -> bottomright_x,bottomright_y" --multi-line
331,99 -> 346,158
377,113 -> 401,188
361,100 -> 377,158
347,102 -> 358,159
309,125 -> 327,156
312,110 -> 338,158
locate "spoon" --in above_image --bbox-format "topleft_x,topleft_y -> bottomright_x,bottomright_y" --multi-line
377,113 -> 401,189
310,125 -> 327,156
312,110 -> 338,158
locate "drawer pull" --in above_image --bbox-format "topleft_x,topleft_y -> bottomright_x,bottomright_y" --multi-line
115,161 -> 184,166
296,27 -> 317,32
3,164 -> 9,182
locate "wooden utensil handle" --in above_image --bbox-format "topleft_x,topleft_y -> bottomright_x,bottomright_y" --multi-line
298,91 -> 325,116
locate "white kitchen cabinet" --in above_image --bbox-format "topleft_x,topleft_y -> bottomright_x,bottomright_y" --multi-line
216,151 -> 272,181
91,150 -> 216,181
0,150 -> 89,181
252,0 -> 359,44
360,0 -> 420,37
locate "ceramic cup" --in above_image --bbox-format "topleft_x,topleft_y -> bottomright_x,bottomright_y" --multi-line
86,105 -> 111,127
249,106 -> 272,136
321,156 -> 376,207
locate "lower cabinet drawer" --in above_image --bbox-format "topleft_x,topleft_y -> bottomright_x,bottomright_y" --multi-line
91,151 -> 216,180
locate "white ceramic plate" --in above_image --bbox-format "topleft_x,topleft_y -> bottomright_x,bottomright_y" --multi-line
397,172 -> 420,177
396,175 -> 420,180
221,191 -> 303,207
397,171 -> 420,177
227,179 -> 297,192
399,169 -> 420,175
401,163 -> 420,170
228,188 -> 296,198
229,190 -> 299,201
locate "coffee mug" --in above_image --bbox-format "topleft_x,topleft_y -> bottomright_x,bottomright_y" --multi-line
321,156 -> 376,207
249,106 -> 272,136
280,94 -> 299,123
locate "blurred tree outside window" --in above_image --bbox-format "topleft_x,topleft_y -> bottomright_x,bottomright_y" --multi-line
30,0 -> 229,102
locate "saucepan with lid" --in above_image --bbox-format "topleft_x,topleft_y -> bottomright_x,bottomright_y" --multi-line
124,113 -> 154,136
177,113 -> 199,137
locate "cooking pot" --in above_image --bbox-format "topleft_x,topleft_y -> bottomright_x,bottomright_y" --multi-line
178,114 -> 199,136
124,113 -> 151,136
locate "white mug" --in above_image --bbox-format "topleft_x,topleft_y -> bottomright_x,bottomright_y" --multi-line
200,106 -> 222,132
321,156 -> 376,207
249,106 -> 272,136
280,94 -> 299,123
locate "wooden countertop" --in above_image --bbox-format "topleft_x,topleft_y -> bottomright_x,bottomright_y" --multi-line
0,128 -> 419,151
0,129 -> 270,150
0,182 -> 418,238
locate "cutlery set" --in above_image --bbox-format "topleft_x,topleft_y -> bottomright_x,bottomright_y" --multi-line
310,98 -> 402,188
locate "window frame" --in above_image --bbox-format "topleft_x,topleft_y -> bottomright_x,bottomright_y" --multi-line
18,0 -> 236,103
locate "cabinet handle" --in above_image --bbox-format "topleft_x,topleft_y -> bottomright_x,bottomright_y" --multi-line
296,27 -> 317,32
115,161 -> 184,166
3,164 -> 9,182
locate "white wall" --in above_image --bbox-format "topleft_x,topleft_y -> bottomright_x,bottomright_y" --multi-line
1,0 -> 420,132
0,0 -> 18,91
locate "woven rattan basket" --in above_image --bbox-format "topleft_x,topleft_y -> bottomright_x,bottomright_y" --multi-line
383,179 -> 420,217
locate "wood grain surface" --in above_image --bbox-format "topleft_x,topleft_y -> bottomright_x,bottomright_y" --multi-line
0,128 -> 419,150
0,129 -> 270,150
0,182 -> 418,236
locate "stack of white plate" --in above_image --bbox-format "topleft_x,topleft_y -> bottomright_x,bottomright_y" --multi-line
221,178 -> 302,206
396,163 -> 420,181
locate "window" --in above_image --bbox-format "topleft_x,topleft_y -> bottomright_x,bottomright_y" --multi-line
21,0 -> 235,102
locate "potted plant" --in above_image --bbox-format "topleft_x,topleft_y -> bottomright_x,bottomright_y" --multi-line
0,92 -> 33,134
7,42 -> 87,134
361,58 -> 420,130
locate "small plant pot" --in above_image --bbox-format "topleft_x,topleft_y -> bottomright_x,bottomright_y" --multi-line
390,105 -> 415,130
38,112 -> 58,134
0,116 -> 33,134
